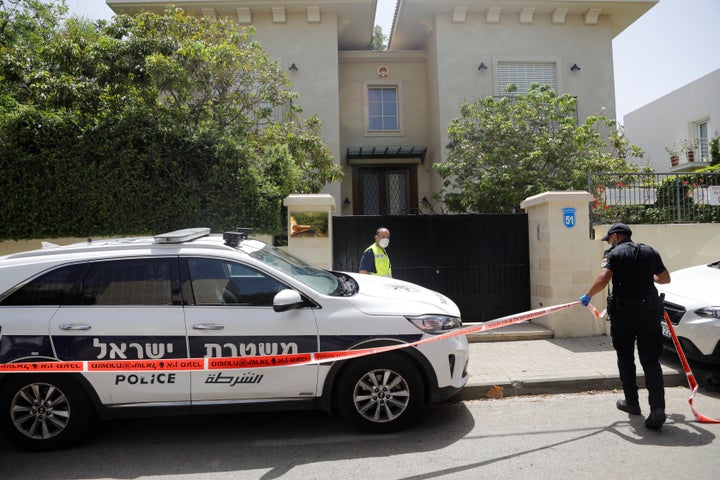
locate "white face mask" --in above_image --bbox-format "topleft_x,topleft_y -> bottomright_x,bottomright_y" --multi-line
378,238 -> 390,249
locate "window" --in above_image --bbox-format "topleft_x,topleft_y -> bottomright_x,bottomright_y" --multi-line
497,62 -> 558,95
187,258 -> 285,306
367,86 -> 398,130
84,259 -> 175,305
0,260 -> 178,306
698,120 -> 709,161
0,264 -> 88,306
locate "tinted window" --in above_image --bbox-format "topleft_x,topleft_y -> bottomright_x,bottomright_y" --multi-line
187,258 -> 285,306
0,264 -> 87,306
84,259 -> 175,305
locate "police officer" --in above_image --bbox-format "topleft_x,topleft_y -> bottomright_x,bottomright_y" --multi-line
359,227 -> 392,277
579,223 -> 671,429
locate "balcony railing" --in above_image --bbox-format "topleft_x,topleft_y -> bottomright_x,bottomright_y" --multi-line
669,148 -> 712,171
588,172 -> 720,226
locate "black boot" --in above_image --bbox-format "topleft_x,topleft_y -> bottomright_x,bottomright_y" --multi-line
616,399 -> 641,415
645,408 -> 666,429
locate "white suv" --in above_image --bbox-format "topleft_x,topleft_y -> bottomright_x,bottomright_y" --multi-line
0,228 -> 468,450
658,260 -> 720,365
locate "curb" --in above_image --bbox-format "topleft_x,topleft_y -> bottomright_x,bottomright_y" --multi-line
466,323 -> 554,343
457,371 -> 687,401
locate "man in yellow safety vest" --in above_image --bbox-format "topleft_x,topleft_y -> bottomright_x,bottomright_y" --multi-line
359,227 -> 392,277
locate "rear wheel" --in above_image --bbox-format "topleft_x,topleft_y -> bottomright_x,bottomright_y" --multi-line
0,375 -> 92,451
337,353 -> 425,433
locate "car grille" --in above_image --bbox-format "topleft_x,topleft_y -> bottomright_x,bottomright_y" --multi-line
663,301 -> 686,326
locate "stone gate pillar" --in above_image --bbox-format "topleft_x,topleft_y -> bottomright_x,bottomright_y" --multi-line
283,194 -> 336,269
520,191 -> 605,337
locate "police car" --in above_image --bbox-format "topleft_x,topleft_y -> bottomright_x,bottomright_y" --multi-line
658,260 -> 720,365
0,228 -> 468,450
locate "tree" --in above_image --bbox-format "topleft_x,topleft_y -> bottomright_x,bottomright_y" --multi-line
370,25 -> 387,50
0,3 -> 342,238
435,84 -> 645,213
0,0 -> 66,47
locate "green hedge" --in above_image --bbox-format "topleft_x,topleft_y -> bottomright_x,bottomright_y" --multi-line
0,107 -> 282,239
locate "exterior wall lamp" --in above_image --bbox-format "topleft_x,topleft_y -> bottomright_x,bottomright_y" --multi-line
289,63 -> 298,72
477,62 -> 487,71
570,63 -> 581,72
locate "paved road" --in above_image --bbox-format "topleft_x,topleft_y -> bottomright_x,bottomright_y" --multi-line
2,387 -> 718,480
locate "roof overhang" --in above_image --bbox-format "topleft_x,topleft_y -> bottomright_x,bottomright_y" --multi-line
389,0 -> 658,50
107,0 -> 378,50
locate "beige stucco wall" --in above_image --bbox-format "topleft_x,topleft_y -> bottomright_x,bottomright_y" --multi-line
338,51 -> 435,210
104,1 -> 654,215
597,223 -> 720,275
522,192 -> 720,337
237,11 -> 343,211
430,11 -> 617,169
521,192 -> 601,337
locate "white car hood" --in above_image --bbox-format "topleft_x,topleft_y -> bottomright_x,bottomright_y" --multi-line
346,273 -> 460,317
657,263 -> 720,306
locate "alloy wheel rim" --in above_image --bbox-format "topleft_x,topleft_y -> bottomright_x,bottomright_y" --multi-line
353,369 -> 410,423
11,383 -> 71,440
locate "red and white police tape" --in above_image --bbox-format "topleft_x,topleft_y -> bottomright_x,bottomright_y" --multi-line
593,306 -> 719,424
1,301 -> 717,423
662,310 -> 720,424
0,301 -> 580,373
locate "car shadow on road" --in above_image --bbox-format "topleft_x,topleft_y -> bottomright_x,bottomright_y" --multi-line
660,349 -> 720,394
0,402 -> 475,479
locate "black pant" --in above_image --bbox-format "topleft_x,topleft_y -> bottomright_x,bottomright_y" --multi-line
610,308 -> 665,410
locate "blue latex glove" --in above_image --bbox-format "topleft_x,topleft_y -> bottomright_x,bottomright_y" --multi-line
579,294 -> 591,307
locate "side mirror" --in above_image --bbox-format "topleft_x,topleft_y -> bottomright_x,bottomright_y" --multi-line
273,289 -> 304,312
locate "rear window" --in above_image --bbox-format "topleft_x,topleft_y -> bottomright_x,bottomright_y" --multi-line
0,264 -> 88,306
0,258 -> 178,306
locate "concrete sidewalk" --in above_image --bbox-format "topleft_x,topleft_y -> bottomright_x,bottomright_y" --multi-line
459,323 -> 686,400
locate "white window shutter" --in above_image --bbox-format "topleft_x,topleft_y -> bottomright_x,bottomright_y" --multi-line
497,62 -> 557,95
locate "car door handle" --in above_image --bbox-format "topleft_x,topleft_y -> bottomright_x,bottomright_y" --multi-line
192,323 -> 225,330
58,323 -> 92,331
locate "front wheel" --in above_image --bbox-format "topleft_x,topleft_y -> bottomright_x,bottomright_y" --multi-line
0,375 -> 92,451
337,353 -> 425,433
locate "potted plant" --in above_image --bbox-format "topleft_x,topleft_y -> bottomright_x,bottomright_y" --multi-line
680,138 -> 699,162
664,143 -> 681,167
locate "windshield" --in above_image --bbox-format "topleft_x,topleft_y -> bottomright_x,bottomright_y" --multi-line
239,240 -> 355,295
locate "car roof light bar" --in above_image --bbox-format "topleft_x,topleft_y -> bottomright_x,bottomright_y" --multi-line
154,227 -> 211,244
223,228 -> 253,247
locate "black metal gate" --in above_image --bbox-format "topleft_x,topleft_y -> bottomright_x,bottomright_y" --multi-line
332,214 -> 530,322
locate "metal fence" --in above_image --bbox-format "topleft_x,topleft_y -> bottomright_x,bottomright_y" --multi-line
588,172 -> 720,226
333,214 -> 530,322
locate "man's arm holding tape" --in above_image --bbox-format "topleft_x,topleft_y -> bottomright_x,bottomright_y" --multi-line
579,268 -> 613,307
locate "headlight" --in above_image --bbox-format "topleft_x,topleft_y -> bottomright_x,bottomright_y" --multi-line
405,315 -> 462,334
696,307 -> 720,319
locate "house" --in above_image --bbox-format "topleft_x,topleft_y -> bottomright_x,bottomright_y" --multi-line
623,68 -> 720,173
107,0 -> 656,214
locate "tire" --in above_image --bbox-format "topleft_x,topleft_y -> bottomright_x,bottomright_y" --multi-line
337,353 -> 425,433
0,375 -> 92,451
